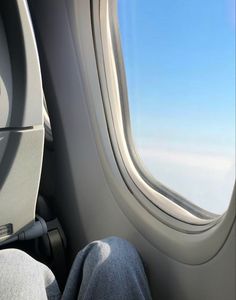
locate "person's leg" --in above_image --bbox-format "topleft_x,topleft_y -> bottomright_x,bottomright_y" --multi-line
0,248 -> 61,300
0,237 -> 151,300
62,236 -> 152,300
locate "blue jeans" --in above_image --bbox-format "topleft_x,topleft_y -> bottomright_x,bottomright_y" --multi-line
0,237 -> 152,299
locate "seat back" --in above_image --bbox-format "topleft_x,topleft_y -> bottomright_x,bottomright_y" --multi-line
0,0 -> 44,243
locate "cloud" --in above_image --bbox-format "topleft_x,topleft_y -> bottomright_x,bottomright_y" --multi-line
139,147 -> 234,171
135,143 -> 235,214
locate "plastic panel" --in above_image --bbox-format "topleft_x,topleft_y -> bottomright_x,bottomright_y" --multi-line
0,16 -> 12,128
0,0 -> 43,129
0,0 -> 44,242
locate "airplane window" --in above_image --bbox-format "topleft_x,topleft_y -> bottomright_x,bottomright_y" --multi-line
118,0 -> 235,215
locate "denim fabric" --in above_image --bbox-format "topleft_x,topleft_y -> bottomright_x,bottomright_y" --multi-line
0,237 -> 152,300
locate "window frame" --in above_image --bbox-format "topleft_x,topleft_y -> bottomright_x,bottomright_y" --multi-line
90,0 -> 235,228
114,0 -> 235,218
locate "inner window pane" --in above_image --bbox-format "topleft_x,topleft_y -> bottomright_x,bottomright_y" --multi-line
118,0 -> 235,214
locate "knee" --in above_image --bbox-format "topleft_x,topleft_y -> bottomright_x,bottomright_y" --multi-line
0,248 -> 51,278
102,236 -> 140,260
89,236 -> 142,271
0,248 -> 34,265
0,248 -> 39,284
0,248 -> 57,287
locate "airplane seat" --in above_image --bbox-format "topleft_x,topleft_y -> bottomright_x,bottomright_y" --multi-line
0,0 -> 44,244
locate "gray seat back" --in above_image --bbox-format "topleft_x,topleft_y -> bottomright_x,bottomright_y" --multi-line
0,0 -> 44,243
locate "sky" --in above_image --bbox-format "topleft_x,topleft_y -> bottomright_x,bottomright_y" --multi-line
118,0 -> 235,214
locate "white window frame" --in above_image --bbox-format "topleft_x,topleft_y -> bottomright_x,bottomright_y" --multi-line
90,0 -> 231,227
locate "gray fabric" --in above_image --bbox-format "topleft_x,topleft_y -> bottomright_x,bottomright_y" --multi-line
0,248 -> 60,300
0,237 -> 152,300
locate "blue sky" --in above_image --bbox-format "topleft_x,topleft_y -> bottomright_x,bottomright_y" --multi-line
118,0 -> 235,214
